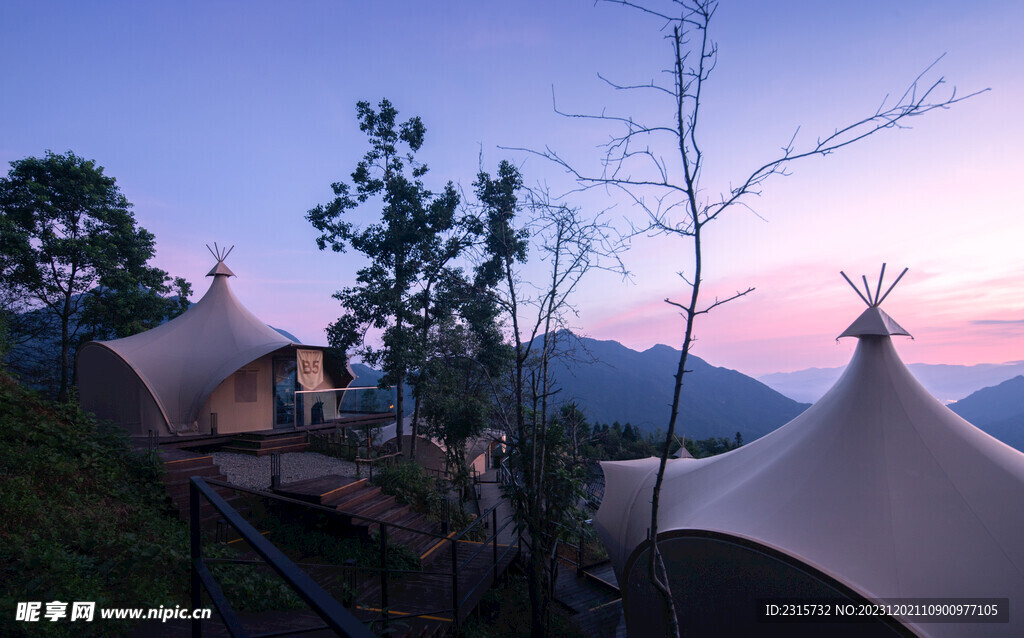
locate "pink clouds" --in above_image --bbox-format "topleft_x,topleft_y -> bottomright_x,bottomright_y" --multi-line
582,260 -> 1024,376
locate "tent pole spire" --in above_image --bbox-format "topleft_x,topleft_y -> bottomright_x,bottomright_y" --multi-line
205,243 -> 236,263
840,271 -> 872,307
861,275 -> 875,306
876,267 -> 909,307
874,263 -> 887,307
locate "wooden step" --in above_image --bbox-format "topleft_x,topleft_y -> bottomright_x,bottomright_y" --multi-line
374,503 -> 415,530
228,434 -> 307,448
319,478 -> 370,507
220,442 -> 309,456
163,463 -> 223,484
350,494 -> 397,521
390,513 -> 437,551
165,474 -> 230,502
331,485 -> 383,511
159,450 -> 216,471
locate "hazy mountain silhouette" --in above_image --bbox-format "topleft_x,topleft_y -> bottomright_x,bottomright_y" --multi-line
536,331 -> 809,442
949,375 -> 1024,452
760,361 -> 1024,404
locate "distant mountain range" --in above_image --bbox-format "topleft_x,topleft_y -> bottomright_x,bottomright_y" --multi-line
759,361 -> 1024,404
348,333 -> 809,442
535,332 -> 809,442
949,376 -> 1024,452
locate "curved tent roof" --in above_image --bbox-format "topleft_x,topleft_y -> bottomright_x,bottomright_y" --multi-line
79,258 -> 295,432
596,284 -> 1024,637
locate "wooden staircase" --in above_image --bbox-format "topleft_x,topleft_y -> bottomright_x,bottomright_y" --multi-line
274,476 -> 447,561
158,448 -> 244,524
220,431 -> 309,456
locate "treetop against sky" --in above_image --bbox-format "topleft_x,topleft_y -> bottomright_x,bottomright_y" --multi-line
1,0 -> 1021,375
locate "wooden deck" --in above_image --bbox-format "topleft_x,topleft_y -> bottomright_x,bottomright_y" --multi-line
553,558 -> 626,637
152,411 -> 395,450
274,474 -> 366,504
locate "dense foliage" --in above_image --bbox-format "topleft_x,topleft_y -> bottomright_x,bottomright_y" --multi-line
0,373 -> 308,636
0,373 -> 188,636
371,460 -> 477,534
0,151 -> 190,400
307,99 -> 463,453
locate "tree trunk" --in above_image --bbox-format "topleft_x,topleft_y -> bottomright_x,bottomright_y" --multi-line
58,290 -> 72,402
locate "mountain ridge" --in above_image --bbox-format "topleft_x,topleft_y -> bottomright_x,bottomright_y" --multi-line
760,360 -> 1024,404
533,331 -> 808,442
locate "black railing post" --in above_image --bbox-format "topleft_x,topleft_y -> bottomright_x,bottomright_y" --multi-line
380,524 -> 389,631
451,534 -> 460,630
492,507 -> 498,582
189,480 -> 203,638
343,559 -> 357,608
578,525 -> 584,577
270,452 -> 281,490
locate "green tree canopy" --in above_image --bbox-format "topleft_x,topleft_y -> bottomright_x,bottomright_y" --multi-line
0,150 -> 190,399
307,99 -> 461,450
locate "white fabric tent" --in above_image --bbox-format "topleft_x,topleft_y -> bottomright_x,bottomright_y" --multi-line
78,258 -> 296,434
596,302 -> 1024,637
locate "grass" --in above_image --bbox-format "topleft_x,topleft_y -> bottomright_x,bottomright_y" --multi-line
0,372 -> 309,636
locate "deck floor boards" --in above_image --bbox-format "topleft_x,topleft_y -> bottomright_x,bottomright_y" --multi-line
274,474 -> 364,502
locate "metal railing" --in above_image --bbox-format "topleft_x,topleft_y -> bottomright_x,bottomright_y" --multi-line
307,429 -> 360,460
189,477 -> 373,637
548,519 -> 620,594
293,386 -> 397,428
195,477 -> 520,633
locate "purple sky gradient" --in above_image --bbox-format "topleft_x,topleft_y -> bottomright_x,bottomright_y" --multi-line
2,1 -> 1022,376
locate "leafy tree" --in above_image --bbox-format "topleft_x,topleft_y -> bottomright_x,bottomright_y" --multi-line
77,271 -> 191,343
307,99 -> 460,452
418,310 -> 509,495
0,151 -> 189,400
474,161 -> 619,636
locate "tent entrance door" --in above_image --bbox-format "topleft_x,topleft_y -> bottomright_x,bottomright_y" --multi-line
273,357 -> 297,428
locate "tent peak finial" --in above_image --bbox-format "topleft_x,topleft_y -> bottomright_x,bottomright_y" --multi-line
837,265 -> 912,339
205,243 -> 236,277
840,264 -> 908,308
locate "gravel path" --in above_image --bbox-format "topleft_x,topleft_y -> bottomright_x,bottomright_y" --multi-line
213,451 -> 359,491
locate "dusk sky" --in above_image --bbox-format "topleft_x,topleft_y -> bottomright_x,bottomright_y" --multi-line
3,1 -> 1022,377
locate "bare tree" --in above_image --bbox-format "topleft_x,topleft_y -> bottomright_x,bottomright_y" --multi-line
475,162 -> 623,636
512,1 -> 984,634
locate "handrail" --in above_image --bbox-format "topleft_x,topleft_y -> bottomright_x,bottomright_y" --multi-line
202,476 -> 522,633
189,477 -> 373,638
454,512 -> 516,571
451,497 -> 505,543
205,478 -> 450,541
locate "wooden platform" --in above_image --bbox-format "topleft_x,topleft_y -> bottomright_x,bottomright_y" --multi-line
551,558 -> 625,637
220,431 -> 309,456
274,474 -> 365,503
150,410 -> 395,451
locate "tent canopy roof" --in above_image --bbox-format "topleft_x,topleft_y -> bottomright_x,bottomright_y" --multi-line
82,256 -> 297,431
596,276 -> 1024,637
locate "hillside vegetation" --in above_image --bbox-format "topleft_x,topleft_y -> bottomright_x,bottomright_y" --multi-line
0,372 -> 191,636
